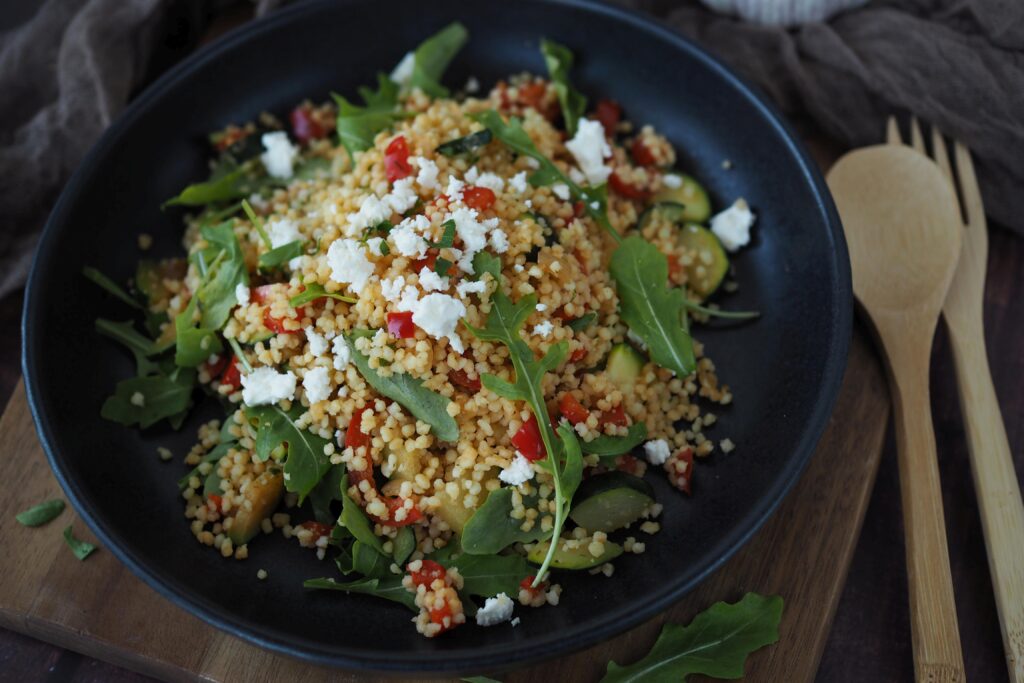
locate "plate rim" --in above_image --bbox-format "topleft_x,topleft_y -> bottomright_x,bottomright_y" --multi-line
21,0 -> 852,673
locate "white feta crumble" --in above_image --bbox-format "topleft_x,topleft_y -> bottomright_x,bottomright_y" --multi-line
464,76 -> 480,93
475,172 -> 505,193
450,207 -> 489,254
569,167 -> 586,185
267,218 -> 300,248
367,236 -> 386,256
532,321 -> 554,338
235,283 -> 250,306
302,366 -> 331,404
456,280 -> 487,297
662,173 -> 683,189
408,293 -> 466,353
411,156 -> 440,190
499,453 -> 535,485
475,593 -> 514,627
514,263 -> 525,272
305,327 -> 328,356
509,171 -> 528,194
260,132 -> 299,179
347,194 -> 391,234
326,239 -> 375,294
565,118 -> 612,186
332,336 -> 351,370
710,198 -> 755,252
643,439 -> 671,465
552,183 -> 570,200
511,617 -> 521,627
385,177 -> 418,214
525,157 -> 540,169
241,367 -> 297,406
380,276 -> 407,302
524,199 -> 533,208
445,176 -> 465,203
489,228 -> 509,253
535,303 -> 547,312
390,223 -> 429,258
464,165 -> 480,184
389,51 -> 415,88
418,267 -> 448,292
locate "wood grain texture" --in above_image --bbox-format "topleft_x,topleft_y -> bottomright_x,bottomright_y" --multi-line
0,326 -> 887,683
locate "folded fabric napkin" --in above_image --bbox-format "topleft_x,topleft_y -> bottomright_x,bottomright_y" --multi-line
1,0 -> 1020,300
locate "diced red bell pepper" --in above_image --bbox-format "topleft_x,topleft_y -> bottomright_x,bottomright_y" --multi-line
203,354 -> 228,378
609,171 -> 652,200
384,135 -> 413,183
409,559 -> 447,588
220,356 -> 242,391
667,447 -> 694,495
251,284 -> 275,305
594,99 -> 622,137
449,368 -> 482,392
429,602 -> 456,633
517,82 -> 559,121
558,394 -> 590,425
289,105 -> 326,144
511,414 -> 546,461
462,185 -> 496,212
345,407 -> 372,451
263,308 -> 304,334
616,454 -> 644,476
387,311 -> 417,338
600,405 -> 629,428
207,494 -> 224,514
299,520 -> 333,540
412,250 -> 458,276
631,138 -> 658,167
572,200 -> 586,218
569,347 -> 587,363
520,574 -> 547,596
374,497 -> 423,527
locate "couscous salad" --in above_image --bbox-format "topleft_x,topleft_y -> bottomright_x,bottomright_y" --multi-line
88,23 -> 757,637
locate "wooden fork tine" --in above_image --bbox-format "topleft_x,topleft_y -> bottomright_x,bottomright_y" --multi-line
930,127 -> 954,186
954,141 -> 986,229
910,117 -> 926,154
886,116 -> 902,145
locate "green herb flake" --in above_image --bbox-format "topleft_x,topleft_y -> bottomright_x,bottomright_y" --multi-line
540,39 -> 587,136
289,282 -> 356,307
63,525 -> 97,561
436,129 -> 493,157
566,312 -> 598,333
15,499 -> 65,527
582,422 -> 648,458
433,256 -> 454,276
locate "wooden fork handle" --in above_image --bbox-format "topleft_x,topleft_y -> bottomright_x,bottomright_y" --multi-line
947,323 -> 1024,683
887,341 -> 966,683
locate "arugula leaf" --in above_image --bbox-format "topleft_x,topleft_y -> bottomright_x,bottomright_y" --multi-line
339,474 -> 386,553
683,298 -> 761,320
469,110 -> 616,240
471,251 -> 502,281
303,575 -> 416,611
344,334 -> 459,441
540,39 -> 587,136
566,312 -> 598,333
452,553 -> 532,598
100,368 -> 195,429
95,319 -> 160,376
461,487 -> 547,555
393,526 -> 416,566
15,499 -> 65,527
246,404 -> 331,504
63,525 -> 97,561
308,463 -> 346,525
352,540 -> 391,578
83,266 -> 142,310
289,282 -> 357,307
173,297 -> 223,368
428,219 -> 457,249
436,129 -> 492,157
294,156 -> 331,180
197,221 -> 249,330
602,593 -> 783,682
581,422 -> 648,458
333,74 -> 404,161
609,236 -> 695,377
259,240 -> 304,271
407,22 -> 469,97
163,165 -> 248,208
177,441 -> 233,492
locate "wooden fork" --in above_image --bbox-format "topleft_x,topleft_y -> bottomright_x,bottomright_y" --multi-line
888,117 -> 1024,683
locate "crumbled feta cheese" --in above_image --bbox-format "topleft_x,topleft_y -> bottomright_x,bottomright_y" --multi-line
389,51 -> 415,88
489,228 -> 509,253
380,276 -> 406,302
241,367 -> 297,406
535,303 -> 547,312
411,156 -> 440,190
385,177 -> 418,214
394,284 -> 422,313
456,280 -> 487,297
465,76 -> 480,93
643,439 -> 671,465
302,366 -> 331,403
710,199 -> 755,252
532,321 -> 554,338
514,263 -> 525,272
408,293 -> 466,353
332,336 -> 351,370
475,593 -> 514,626
348,194 -> 391,234
565,118 -> 612,186
267,218 -> 300,248
509,171 -> 528,194
499,454 -> 535,485
446,176 -> 465,203
326,238 -> 375,294
450,207 -> 489,253
305,327 -> 328,356
524,199 -> 533,208
390,223 -> 429,258
525,157 -> 540,169
418,267 -> 448,292
235,283 -> 250,306
260,132 -> 299,179
476,172 -> 505,193
465,166 -> 480,184
367,236 -> 386,255
511,617 -> 521,627
662,173 -> 683,189
569,167 -> 586,185
552,183 -> 570,200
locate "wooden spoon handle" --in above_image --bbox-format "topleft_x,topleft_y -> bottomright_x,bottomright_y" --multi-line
947,323 -> 1024,682
888,344 -> 965,683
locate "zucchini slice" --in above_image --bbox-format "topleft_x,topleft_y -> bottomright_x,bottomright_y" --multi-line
654,173 -> 711,223
527,537 -> 623,570
606,343 -> 644,388
569,472 -> 655,533
678,223 -> 729,299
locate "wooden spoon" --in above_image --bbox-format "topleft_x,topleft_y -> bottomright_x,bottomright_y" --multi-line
827,145 -> 965,683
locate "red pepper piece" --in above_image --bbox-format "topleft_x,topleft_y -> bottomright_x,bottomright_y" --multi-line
558,394 -> 590,425
511,414 -> 546,461
207,494 -> 224,514
345,407 -> 372,450
449,368 -> 482,392
203,354 -> 228,379
384,135 -> 413,183
462,185 -> 496,212
631,138 -> 658,167
219,356 -> 242,391
569,347 -> 587,363
410,559 -> 447,588
594,99 -> 621,137
298,520 -> 333,540
600,405 -> 629,428
572,200 -> 586,218
387,311 -> 417,338
373,497 -> 423,527
609,171 -> 652,200
289,105 -> 326,143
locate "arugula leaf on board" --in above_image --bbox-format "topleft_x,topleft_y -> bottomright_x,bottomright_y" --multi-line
609,236 -> 696,377
100,367 -> 195,429
406,22 -> 469,97
436,129 -> 493,157
540,39 -> 587,136
245,404 -> 331,504
451,552 -> 533,598
63,525 -> 97,561
173,296 -> 223,368
344,334 -> 459,441
197,221 -> 249,330
303,575 -> 417,611
15,499 -> 65,527
258,240 -> 304,271
461,488 -> 548,555
95,319 -> 161,376
288,282 -> 357,307
581,422 -> 648,458
602,593 -> 783,683
469,110 -> 615,239
338,474 -> 386,554
82,266 -> 142,310
333,75 -> 405,162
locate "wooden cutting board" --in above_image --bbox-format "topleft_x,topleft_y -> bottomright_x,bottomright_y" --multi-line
0,325 -> 888,683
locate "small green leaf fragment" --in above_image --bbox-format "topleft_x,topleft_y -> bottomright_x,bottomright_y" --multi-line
63,525 -> 97,561
16,499 -> 65,527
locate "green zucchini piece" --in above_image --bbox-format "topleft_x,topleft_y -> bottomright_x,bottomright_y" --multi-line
569,472 -> 655,532
527,537 -> 623,570
654,174 -> 711,223
606,343 -> 644,388
678,223 -> 729,299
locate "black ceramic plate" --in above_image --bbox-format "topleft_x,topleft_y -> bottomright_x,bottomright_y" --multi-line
22,0 -> 850,674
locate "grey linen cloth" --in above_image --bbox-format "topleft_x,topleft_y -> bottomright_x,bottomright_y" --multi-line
1,0 -> 1022,300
